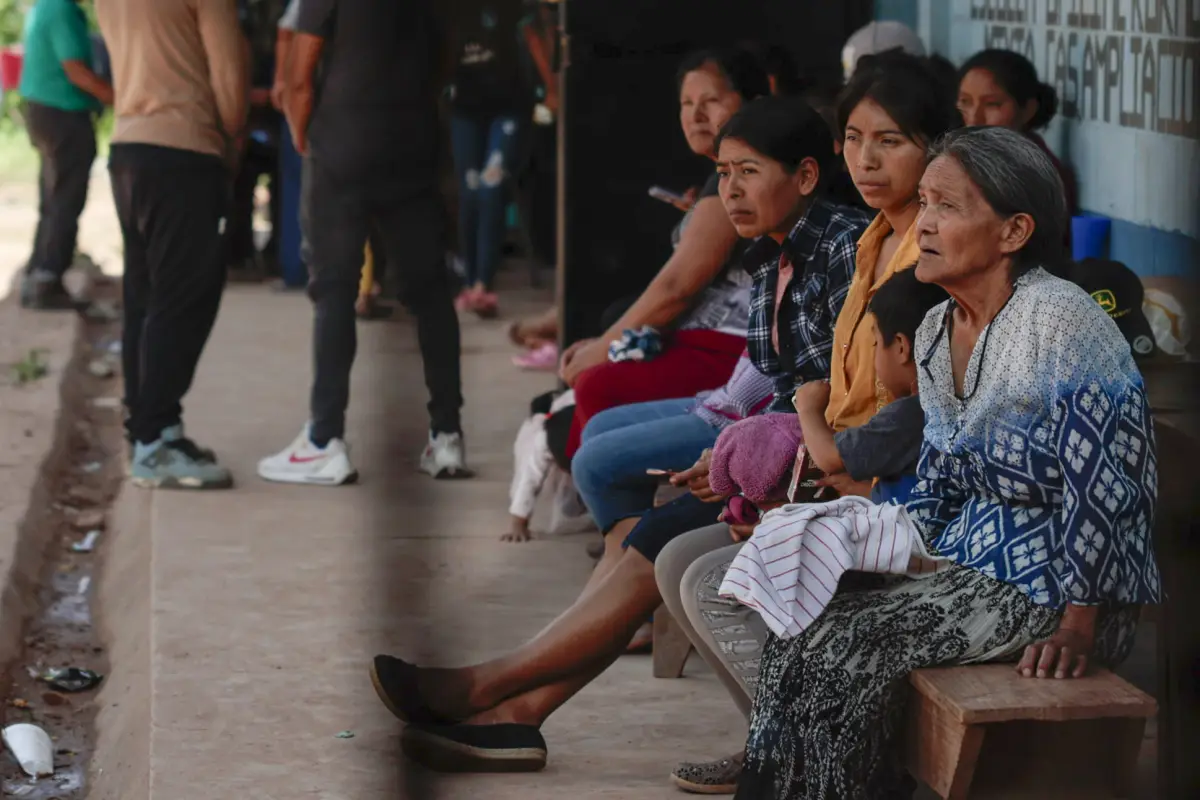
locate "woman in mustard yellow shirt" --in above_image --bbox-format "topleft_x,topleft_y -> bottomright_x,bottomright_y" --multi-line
819,52 -> 959,438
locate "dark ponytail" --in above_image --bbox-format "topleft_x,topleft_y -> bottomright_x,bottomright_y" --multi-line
959,49 -> 1058,131
1029,81 -> 1059,130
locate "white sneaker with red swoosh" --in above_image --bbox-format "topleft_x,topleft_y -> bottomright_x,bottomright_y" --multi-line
257,426 -> 357,486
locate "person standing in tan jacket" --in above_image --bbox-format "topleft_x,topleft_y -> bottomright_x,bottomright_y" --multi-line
96,0 -> 248,490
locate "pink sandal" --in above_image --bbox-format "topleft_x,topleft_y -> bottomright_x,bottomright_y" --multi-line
472,290 -> 499,319
512,342 -> 558,371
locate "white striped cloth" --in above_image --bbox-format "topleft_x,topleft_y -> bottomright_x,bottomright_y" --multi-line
719,496 -> 949,639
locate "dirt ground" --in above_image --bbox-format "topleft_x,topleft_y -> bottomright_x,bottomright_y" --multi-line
0,171 -> 124,797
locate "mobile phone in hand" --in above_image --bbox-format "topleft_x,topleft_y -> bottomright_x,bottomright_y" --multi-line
646,468 -> 676,480
648,186 -> 687,205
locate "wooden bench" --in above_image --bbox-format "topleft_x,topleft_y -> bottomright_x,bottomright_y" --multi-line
905,664 -> 1156,799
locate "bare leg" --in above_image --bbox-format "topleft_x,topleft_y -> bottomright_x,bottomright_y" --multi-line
420,546 -> 661,719
509,518 -> 640,657
508,305 -> 559,348
464,651 -> 623,727
586,517 -> 638,591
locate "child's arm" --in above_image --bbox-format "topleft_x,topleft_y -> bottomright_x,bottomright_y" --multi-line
506,417 -> 554,541
793,381 -> 844,474
832,396 -> 926,482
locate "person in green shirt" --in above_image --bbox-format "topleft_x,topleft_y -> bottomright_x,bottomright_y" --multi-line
18,0 -> 112,310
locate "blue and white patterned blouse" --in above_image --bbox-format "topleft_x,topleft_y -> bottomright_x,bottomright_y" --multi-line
906,268 -> 1162,610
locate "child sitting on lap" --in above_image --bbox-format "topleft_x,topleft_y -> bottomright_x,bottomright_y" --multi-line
793,268 -> 948,504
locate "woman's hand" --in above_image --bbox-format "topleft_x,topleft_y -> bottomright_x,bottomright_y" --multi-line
727,521 -> 756,542
815,473 -> 872,498
671,186 -> 699,213
1016,626 -> 1096,679
271,78 -> 287,111
793,380 -> 831,414
670,449 -> 725,503
559,338 -> 602,386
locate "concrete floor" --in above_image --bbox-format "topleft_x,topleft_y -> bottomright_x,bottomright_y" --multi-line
90,284 -> 748,799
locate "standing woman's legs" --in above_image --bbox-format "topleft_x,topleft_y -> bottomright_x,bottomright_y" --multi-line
448,113 -> 485,288
473,115 -> 523,294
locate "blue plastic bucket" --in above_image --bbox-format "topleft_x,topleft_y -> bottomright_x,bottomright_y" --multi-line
1071,215 -> 1111,261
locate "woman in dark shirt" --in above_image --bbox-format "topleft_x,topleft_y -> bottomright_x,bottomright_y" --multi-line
956,48 -> 1079,217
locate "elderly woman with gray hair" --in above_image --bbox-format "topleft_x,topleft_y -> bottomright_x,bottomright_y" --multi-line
730,126 -> 1162,799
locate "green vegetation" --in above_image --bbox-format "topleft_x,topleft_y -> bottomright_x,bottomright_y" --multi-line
10,348 -> 48,385
0,0 -> 28,48
0,2 -> 111,181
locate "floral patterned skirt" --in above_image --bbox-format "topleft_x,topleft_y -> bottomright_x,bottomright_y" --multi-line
735,565 -> 1140,800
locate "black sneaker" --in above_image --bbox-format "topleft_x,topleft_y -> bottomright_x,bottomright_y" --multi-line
401,723 -> 548,773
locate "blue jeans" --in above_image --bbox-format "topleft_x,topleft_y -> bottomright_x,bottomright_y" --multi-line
572,398 -> 721,534
449,113 -> 522,290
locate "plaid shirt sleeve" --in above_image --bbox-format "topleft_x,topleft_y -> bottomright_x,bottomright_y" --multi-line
786,213 -> 869,390
823,225 -> 860,330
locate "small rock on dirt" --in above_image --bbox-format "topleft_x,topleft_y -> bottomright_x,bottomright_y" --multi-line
65,485 -> 105,507
41,693 -> 68,707
91,397 -> 121,410
86,359 -> 114,379
69,510 -> 105,531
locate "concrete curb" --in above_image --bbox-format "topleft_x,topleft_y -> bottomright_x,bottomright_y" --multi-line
88,484 -> 150,799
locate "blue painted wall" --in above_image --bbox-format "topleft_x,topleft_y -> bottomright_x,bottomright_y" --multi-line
875,0 -> 919,28
913,0 -> 1199,279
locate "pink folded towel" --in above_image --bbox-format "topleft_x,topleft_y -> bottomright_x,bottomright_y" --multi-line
709,413 -> 803,504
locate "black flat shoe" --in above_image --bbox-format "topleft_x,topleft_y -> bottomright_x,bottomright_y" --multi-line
369,655 -> 460,725
401,723 -> 548,773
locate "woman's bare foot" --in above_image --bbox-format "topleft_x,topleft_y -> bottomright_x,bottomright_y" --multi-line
625,622 -> 653,654
456,692 -> 542,728
508,307 -> 558,348
472,289 -> 499,319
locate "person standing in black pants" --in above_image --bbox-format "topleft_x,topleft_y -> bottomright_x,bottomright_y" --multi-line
96,0 -> 248,490
18,0 -> 113,310
258,0 -> 470,486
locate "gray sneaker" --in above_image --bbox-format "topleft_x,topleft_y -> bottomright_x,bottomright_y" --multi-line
130,438 -> 233,490
125,425 -> 216,471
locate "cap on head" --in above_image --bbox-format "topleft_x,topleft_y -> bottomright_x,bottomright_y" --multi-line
841,21 -> 926,81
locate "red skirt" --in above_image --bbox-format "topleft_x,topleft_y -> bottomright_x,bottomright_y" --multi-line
566,329 -> 746,460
